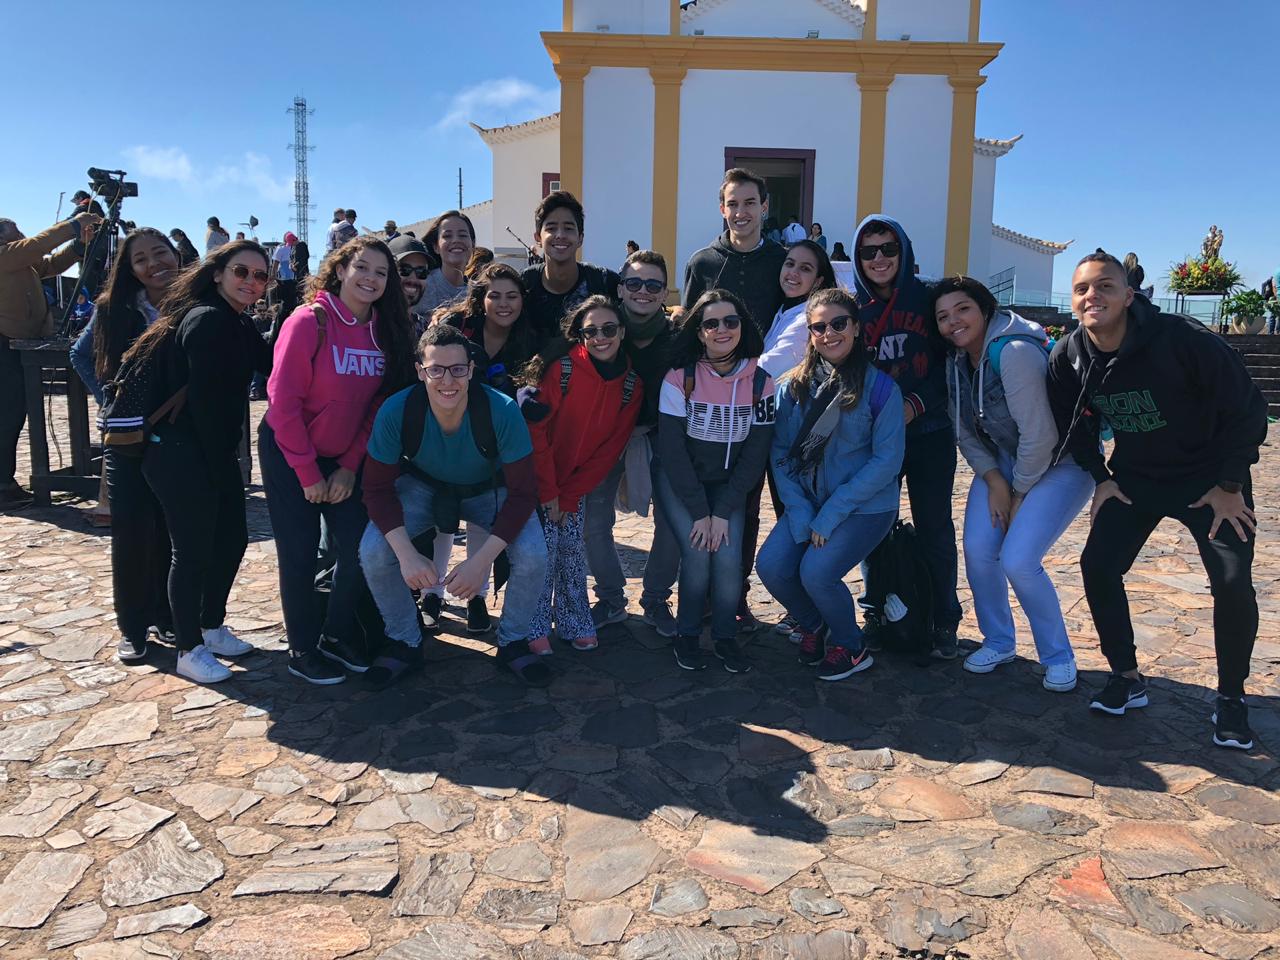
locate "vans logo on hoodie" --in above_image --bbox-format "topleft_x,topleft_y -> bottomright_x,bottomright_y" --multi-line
1093,390 -> 1167,433
332,346 -> 385,377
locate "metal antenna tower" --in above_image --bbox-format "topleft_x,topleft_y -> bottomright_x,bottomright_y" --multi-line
287,96 -> 315,243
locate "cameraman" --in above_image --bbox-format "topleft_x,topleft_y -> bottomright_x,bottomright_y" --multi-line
0,211 -> 100,509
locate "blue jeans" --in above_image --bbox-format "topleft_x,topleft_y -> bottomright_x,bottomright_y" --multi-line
358,476 -> 547,648
652,470 -> 743,643
963,453 -> 1093,666
584,456 -> 681,609
758,509 -> 895,651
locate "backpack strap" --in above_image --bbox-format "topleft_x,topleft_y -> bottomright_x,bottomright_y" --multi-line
986,333 -> 1049,377
310,303 -> 329,362
682,363 -> 697,401
620,369 -> 639,408
751,365 -> 768,408
400,382 -> 429,462
558,355 -> 573,396
868,369 -> 894,419
467,381 -> 499,462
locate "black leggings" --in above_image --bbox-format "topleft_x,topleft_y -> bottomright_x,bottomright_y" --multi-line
104,448 -> 172,643
1080,488 -> 1257,698
142,436 -> 247,652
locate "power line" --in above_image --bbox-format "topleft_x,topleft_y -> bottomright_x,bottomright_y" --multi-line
287,96 -> 315,243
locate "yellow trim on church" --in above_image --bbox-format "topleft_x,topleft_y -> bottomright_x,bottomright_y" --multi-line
650,66 -> 686,292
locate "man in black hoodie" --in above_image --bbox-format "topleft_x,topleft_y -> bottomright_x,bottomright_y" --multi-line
1049,251 -> 1266,750
682,168 -> 787,628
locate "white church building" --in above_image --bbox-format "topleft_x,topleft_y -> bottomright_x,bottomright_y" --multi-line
435,0 -> 1069,299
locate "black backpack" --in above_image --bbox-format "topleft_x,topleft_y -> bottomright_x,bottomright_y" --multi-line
862,519 -> 935,661
97,334 -> 188,457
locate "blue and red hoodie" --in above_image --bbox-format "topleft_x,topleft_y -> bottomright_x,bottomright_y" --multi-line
851,213 -> 948,438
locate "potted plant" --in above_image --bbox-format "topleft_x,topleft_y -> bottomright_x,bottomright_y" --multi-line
1221,289 -> 1267,335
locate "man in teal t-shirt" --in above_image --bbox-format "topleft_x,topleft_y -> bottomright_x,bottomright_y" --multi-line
359,325 -> 549,687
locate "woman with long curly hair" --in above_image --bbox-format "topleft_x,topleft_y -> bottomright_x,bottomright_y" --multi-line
125,239 -> 273,683
260,236 -> 414,684
69,227 -> 181,661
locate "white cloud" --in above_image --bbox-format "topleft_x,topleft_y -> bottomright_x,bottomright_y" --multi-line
120,145 -> 292,204
210,153 -> 293,205
434,77 -> 559,132
122,145 -> 195,183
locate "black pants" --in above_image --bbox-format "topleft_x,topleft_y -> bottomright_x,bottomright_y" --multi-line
739,465 -> 785,610
1081,488 -> 1257,698
0,337 -> 25,486
104,448 -> 172,643
864,426 -> 962,629
275,278 -> 299,320
259,423 -> 366,653
142,436 -> 247,651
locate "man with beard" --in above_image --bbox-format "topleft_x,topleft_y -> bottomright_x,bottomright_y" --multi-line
390,235 -> 433,336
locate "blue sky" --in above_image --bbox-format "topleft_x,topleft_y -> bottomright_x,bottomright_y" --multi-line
3,0 -> 1276,294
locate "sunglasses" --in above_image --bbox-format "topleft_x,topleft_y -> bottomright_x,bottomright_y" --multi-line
700,315 -> 741,332
398,264 -> 429,280
622,277 -> 666,294
807,316 -> 854,336
228,263 -> 269,284
581,322 -> 620,340
858,241 -> 901,261
422,363 -> 471,380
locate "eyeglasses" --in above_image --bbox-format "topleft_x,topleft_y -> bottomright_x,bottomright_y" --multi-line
228,263 -> 269,284
398,264 -> 429,280
857,241 -> 901,261
807,316 -> 854,336
700,315 -> 742,332
622,277 -> 666,294
421,363 -> 472,380
581,322 -> 620,340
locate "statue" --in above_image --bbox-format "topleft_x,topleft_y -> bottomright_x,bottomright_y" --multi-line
1201,225 -> 1223,262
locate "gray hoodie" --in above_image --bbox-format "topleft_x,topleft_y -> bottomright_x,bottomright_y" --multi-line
946,310 -> 1058,494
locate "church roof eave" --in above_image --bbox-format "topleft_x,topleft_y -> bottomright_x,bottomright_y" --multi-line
469,112 -> 561,146
974,134 -> 1022,157
992,222 -> 1072,255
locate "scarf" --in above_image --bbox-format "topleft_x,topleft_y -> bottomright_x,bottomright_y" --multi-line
623,306 -> 669,342
782,359 -> 844,488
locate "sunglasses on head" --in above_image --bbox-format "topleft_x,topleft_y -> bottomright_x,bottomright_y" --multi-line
581,322 -> 620,340
398,264 -> 428,280
857,241 -> 901,261
807,316 -> 854,336
622,277 -> 666,294
228,263 -> 269,284
700,315 -> 742,332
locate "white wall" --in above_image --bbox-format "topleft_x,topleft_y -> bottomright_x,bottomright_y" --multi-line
581,68 -> 655,269
573,0 -> 672,34
681,0 -> 861,39
875,0 -> 970,41
881,74 -> 951,276
989,232 -> 1055,300
968,151 -> 996,280
675,69 -> 861,286
463,201 -> 494,252
490,125 -> 560,258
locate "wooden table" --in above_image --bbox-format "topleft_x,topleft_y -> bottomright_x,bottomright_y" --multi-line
12,338 -> 98,506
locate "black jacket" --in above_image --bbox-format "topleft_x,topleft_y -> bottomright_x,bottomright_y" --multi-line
1047,297 -> 1267,506
682,231 -> 786,334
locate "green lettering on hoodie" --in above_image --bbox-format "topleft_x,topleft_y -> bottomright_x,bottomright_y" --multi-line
1093,390 -> 1167,433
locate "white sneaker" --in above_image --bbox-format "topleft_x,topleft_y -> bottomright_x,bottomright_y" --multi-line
177,645 -> 232,684
963,646 -> 1017,674
201,625 -> 253,658
1043,661 -> 1078,692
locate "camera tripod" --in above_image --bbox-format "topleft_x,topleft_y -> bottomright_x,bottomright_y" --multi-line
56,169 -> 136,338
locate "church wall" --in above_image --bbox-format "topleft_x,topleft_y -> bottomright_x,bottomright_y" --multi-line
968,151 -> 996,280
674,69 -> 860,283
875,0 -> 970,41
881,74 -> 951,276
680,0 -> 862,40
491,126 -> 560,258
572,0 -> 673,35
989,233 -> 1055,300
581,67 -> 656,268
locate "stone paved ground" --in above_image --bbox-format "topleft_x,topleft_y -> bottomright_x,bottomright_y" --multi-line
1,400 -> 1278,960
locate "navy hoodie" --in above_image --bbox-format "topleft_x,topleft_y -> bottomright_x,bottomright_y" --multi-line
682,231 -> 787,335
851,214 -> 948,437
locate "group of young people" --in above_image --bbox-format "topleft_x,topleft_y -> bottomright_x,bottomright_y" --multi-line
73,166 -> 1266,752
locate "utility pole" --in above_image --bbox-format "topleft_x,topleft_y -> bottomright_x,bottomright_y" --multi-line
458,167 -> 464,210
288,96 -> 316,244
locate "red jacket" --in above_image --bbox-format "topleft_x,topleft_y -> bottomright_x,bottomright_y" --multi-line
530,344 -> 642,512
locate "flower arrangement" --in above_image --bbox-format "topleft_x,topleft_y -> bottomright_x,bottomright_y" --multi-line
1044,323 -> 1066,342
1167,256 -> 1242,295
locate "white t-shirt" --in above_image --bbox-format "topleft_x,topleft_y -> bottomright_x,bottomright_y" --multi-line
782,222 -> 807,244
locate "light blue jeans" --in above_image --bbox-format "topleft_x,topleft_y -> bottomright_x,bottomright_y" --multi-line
963,453 -> 1092,666
359,475 -> 547,648
758,509 -> 896,652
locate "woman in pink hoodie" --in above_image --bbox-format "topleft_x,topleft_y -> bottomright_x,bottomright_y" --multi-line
260,236 -> 415,685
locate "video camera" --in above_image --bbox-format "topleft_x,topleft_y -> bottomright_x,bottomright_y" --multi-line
87,167 -> 139,202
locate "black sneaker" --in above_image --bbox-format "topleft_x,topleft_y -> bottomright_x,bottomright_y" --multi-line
1089,673 -> 1149,715
467,596 -> 492,633
498,639 -> 551,687
931,626 -> 959,660
817,644 -> 874,681
1212,697 -> 1254,750
149,624 -> 176,645
797,626 -> 827,666
673,635 -> 708,671
288,649 -> 346,685
736,605 -> 762,634
714,637 -> 753,674
590,600 -> 629,629
117,636 -> 148,663
861,612 -> 885,652
420,593 -> 443,629
317,634 -> 372,673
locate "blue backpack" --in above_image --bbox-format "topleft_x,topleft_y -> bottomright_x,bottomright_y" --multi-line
986,333 -> 1052,376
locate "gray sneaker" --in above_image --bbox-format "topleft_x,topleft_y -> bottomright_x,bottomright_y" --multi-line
641,601 -> 678,638
591,600 -> 629,629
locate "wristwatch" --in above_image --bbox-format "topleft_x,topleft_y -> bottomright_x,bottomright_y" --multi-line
1216,481 -> 1243,494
